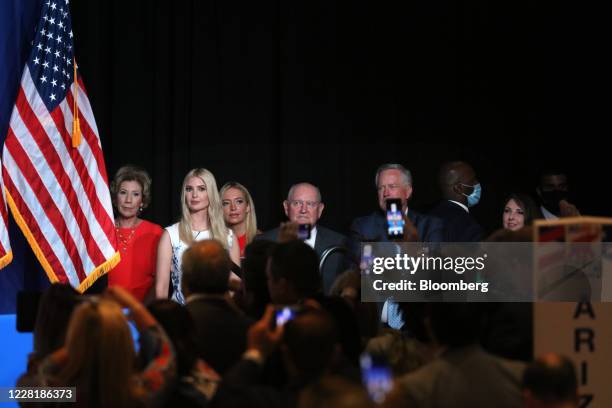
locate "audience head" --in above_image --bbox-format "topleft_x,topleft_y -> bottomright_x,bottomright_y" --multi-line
242,239 -> 276,319
330,269 -> 380,342
309,295 -> 362,366
110,165 -> 152,219
503,193 -> 542,231
33,283 -> 80,359
438,161 -> 481,207
375,163 -> 413,212
283,182 -> 324,226
282,308 -> 339,381
523,353 -> 578,408
266,240 -> 321,304
148,299 -> 197,377
298,376 -> 374,408
536,169 -> 570,216
181,239 -> 231,297
221,181 -> 258,242
179,168 -> 229,247
58,297 -> 136,407
330,269 -> 361,307
428,303 -> 484,347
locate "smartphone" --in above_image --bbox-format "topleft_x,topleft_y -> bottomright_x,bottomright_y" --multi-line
360,244 -> 373,274
386,198 -> 404,240
360,352 -> 393,404
298,223 -> 312,240
272,305 -> 301,329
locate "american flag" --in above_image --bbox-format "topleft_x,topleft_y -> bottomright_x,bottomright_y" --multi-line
1,0 -> 119,291
0,170 -> 11,269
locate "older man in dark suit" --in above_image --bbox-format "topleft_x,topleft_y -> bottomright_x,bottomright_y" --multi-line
349,163 -> 443,258
260,182 -> 347,295
349,163 -> 443,329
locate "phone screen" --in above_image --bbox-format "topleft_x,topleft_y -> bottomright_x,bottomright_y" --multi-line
360,353 -> 393,403
297,223 -> 311,240
274,306 -> 297,328
360,244 -> 373,273
386,198 -> 404,240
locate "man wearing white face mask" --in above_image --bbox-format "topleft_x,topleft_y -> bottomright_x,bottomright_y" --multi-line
429,161 -> 484,242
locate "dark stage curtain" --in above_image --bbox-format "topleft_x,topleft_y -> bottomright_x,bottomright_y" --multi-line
66,0 -> 606,235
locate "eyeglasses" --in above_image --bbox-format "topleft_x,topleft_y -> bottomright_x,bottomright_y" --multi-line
288,200 -> 319,209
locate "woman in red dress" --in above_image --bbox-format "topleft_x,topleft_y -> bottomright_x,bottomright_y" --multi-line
220,182 -> 258,258
109,166 -> 163,301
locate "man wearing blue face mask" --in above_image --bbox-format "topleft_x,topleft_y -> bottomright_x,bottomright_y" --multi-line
429,161 -> 484,242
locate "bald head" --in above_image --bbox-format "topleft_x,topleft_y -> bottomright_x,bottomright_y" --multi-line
283,309 -> 338,379
438,161 -> 478,203
287,183 -> 322,202
181,239 -> 231,295
523,353 -> 578,407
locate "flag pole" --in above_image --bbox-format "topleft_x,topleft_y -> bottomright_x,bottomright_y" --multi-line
71,58 -> 81,147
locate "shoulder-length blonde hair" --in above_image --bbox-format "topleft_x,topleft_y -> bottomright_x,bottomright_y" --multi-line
56,299 -> 136,407
220,181 -> 258,245
179,168 -> 230,248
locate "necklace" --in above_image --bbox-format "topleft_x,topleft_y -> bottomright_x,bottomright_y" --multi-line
116,225 -> 137,252
193,229 -> 207,240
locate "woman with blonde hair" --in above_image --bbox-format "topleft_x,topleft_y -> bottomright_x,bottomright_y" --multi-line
35,286 -> 175,408
109,165 -> 163,301
220,181 -> 258,258
156,168 -> 240,304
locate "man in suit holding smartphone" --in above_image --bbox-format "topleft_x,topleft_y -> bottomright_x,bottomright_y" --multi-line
349,163 -> 443,329
349,163 -> 443,254
260,182 -> 347,295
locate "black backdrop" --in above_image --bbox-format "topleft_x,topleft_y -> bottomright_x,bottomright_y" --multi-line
68,0 -> 607,235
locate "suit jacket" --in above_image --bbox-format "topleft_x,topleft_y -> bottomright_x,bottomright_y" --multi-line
211,358 -> 305,408
428,200 -> 484,242
348,209 -> 443,263
259,225 -> 348,295
186,296 -> 253,376
396,345 -> 525,408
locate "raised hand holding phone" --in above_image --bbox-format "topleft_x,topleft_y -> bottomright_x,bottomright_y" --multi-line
247,305 -> 284,358
386,198 -> 404,240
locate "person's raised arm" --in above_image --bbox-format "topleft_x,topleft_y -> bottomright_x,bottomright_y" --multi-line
106,286 -> 156,330
155,230 -> 172,299
106,286 -> 177,400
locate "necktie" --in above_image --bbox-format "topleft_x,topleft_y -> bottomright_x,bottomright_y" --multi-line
386,300 -> 404,330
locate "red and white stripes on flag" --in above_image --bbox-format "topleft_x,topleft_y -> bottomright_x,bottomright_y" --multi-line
2,65 -> 119,292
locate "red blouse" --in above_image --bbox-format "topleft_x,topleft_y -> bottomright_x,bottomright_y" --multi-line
237,233 -> 247,258
109,220 -> 163,301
